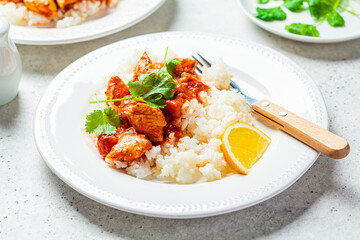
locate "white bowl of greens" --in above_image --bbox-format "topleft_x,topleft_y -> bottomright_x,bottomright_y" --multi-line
238,0 -> 360,43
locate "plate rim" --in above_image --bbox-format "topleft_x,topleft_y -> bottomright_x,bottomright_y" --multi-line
237,0 -> 360,43
10,0 -> 167,45
34,31 -> 329,218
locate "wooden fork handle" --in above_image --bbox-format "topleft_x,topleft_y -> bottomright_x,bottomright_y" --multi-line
252,100 -> 350,159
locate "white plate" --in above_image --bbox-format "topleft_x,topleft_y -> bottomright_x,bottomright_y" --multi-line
34,32 -> 328,218
8,0 -> 166,45
238,0 -> 360,43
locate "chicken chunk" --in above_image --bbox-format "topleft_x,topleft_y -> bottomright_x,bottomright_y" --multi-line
174,58 -> 198,77
105,132 -> 152,163
56,0 -> 79,9
126,103 -> 166,142
105,75 -> 130,107
175,73 -> 209,100
133,52 -> 152,82
97,134 -> 119,157
97,127 -> 131,157
23,0 -> 58,18
163,93 -> 186,121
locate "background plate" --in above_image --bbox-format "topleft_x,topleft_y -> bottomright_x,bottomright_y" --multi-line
238,0 -> 360,43
8,0 -> 166,45
34,32 -> 328,218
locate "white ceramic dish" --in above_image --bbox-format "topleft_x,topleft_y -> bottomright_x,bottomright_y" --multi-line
34,32 -> 328,218
238,0 -> 360,43
8,0 -> 166,45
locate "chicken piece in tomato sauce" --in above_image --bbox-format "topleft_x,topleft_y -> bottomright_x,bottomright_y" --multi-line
105,75 -> 130,107
105,75 -> 135,127
175,73 -> 209,100
174,58 -> 198,77
163,93 -> 186,123
133,52 -> 152,82
105,130 -> 152,164
126,103 -> 167,142
162,124 -> 183,143
97,127 -> 130,157
97,134 -> 119,157
23,0 -> 58,18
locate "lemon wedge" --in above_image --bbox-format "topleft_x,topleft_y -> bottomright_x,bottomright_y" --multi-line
221,122 -> 271,175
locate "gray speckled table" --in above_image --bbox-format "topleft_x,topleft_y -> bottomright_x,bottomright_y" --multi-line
1,0 -> 360,239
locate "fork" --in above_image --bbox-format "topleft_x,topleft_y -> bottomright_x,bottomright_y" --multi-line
192,54 -> 350,159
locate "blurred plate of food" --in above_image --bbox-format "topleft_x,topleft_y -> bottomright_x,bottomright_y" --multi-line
0,0 -> 166,45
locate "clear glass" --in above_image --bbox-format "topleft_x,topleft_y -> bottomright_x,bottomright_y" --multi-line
0,17 -> 22,106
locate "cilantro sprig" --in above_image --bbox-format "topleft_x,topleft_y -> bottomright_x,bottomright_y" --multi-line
85,48 -> 178,136
85,95 -> 122,135
89,47 -> 179,109
255,0 -> 359,37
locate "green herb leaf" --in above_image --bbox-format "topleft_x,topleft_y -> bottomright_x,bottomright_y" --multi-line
327,10 -> 345,26
141,73 -> 177,99
257,0 -> 270,4
129,72 -> 155,97
165,59 -> 181,76
143,94 -> 167,108
255,7 -> 287,22
308,0 -> 334,19
284,0 -> 304,12
285,23 -> 320,37
85,107 -> 122,135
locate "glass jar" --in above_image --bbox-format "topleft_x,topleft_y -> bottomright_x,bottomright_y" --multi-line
0,16 -> 22,106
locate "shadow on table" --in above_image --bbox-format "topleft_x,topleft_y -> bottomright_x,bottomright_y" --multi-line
16,0 -> 177,77
45,152 -> 353,240
0,92 -> 20,127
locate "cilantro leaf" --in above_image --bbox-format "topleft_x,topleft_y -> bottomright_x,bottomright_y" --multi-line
257,0 -> 270,4
129,72 -> 155,97
143,94 -> 167,108
92,124 -> 117,136
285,23 -> 320,37
165,59 -> 181,76
255,7 -> 287,22
141,73 -> 177,99
284,0 -> 304,12
327,10 -> 345,27
308,0 -> 334,19
85,107 -> 122,135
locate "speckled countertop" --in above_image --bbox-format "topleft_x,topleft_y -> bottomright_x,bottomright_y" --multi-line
1,0 -> 359,239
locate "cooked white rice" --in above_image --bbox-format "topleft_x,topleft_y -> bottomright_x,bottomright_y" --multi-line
86,51 -> 252,184
0,0 -> 119,28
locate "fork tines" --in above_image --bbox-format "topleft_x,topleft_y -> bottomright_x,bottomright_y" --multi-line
192,53 -> 213,74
